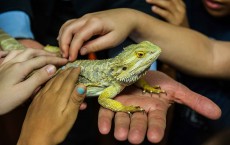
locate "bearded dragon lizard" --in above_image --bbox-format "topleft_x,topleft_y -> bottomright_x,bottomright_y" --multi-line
0,29 -> 165,113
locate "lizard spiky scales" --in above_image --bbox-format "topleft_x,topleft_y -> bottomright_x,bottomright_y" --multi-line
0,29 -> 165,113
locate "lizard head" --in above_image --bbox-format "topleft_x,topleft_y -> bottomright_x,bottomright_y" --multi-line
110,41 -> 161,85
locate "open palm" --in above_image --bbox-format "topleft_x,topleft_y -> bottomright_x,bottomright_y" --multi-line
98,70 -> 221,144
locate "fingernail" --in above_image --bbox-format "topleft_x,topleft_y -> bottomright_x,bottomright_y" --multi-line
76,87 -> 85,95
46,65 -> 56,75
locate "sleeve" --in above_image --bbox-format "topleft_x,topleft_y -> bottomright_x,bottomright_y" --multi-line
0,0 -> 34,38
0,11 -> 34,39
0,0 -> 32,17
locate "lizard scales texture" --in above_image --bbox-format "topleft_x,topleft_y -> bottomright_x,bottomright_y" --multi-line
0,29 -> 164,113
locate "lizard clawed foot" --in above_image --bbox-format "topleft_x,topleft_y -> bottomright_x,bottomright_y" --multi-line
143,87 -> 167,95
123,105 -> 145,115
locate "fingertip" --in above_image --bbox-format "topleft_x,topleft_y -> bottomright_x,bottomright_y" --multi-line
147,128 -> 164,143
80,47 -> 87,55
76,83 -> 86,94
62,47 -> 69,58
76,86 -> 86,95
98,119 -> 111,135
206,101 -> 222,120
98,108 -> 113,134
80,102 -> 87,110
69,51 -> 78,61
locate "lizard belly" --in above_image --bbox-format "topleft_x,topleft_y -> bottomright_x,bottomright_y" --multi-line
86,86 -> 105,97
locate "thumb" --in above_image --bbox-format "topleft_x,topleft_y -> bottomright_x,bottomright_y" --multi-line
68,84 -> 87,111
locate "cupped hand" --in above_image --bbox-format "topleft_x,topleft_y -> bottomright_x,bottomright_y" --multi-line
17,67 -> 86,145
98,70 -> 221,144
0,48 -> 67,115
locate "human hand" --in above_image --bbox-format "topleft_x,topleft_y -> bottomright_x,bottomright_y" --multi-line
146,0 -> 189,26
57,9 -> 136,61
98,71 -> 221,144
17,68 -> 86,145
0,48 -> 68,115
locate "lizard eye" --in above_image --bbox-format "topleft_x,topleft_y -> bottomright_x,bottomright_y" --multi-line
136,51 -> 145,58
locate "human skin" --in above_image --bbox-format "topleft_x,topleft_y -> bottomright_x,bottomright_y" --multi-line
58,8 -> 230,78
202,0 -> 230,17
97,70 -> 221,144
0,48 -> 67,114
145,0 -> 189,26
17,68 -> 86,145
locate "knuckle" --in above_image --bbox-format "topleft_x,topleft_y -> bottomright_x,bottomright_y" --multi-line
71,94 -> 84,105
84,16 -> 102,26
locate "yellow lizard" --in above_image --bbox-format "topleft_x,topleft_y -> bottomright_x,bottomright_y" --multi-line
0,29 -> 165,114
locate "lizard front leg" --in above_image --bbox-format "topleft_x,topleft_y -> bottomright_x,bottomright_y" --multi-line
98,83 -> 144,114
135,78 -> 166,94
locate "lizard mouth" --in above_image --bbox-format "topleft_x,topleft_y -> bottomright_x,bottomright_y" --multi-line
118,66 -> 150,84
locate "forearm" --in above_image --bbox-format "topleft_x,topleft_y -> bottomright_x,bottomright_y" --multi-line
18,39 -> 43,49
129,9 -> 230,78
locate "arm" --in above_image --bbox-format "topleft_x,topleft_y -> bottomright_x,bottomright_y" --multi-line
130,9 -> 230,78
58,8 -> 230,78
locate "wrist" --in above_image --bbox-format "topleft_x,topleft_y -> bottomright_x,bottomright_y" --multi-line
129,9 -> 146,42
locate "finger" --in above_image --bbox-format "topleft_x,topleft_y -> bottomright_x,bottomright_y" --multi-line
79,31 -> 123,56
44,68 -> 73,92
18,56 -> 67,77
18,65 -> 57,100
128,112 -> 147,144
2,50 -> 23,64
56,67 -> 81,102
57,19 -> 77,41
58,19 -> 86,58
40,69 -> 67,93
151,6 -> 174,22
146,0 -> 176,12
68,20 -> 108,61
147,109 -> 167,143
114,112 -> 130,141
98,107 -> 114,134
175,84 -> 222,120
80,102 -> 87,110
10,48 -> 58,63
66,84 -> 86,112
174,0 -> 186,11
179,0 -> 186,7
